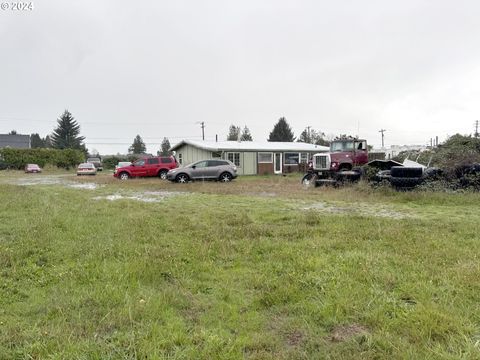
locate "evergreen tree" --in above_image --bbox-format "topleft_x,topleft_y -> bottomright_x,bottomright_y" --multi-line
160,137 -> 171,155
297,128 -> 329,146
9,130 -> 17,135
30,133 -> 45,148
44,135 -> 52,148
240,126 -> 253,141
227,125 -> 241,141
30,134 -> 52,148
297,128 -> 312,143
268,117 -> 295,142
51,110 -> 86,150
129,135 -> 147,154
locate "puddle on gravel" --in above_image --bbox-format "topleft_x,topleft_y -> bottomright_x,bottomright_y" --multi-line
14,176 -> 102,190
67,183 -> 101,190
93,191 -> 186,203
301,202 -> 410,219
9,176 -> 185,202
16,177 -> 64,186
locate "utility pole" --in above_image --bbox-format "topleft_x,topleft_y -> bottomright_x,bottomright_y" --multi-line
379,129 -> 386,148
475,120 -> 479,138
199,121 -> 205,140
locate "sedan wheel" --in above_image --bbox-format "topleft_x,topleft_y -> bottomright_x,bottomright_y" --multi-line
119,172 -> 130,180
176,174 -> 189,183
220,172 -> 232,182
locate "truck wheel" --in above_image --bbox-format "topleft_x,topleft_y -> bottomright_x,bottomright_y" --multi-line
390,166 -> 423,178
119,172 -> 130,180
301,173 -> 317,187
158,170 -> 168,180
175,173 -> 189,183
389,177 -> 422,189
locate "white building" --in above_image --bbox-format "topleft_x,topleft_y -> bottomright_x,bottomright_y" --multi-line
373,145 -> 427,159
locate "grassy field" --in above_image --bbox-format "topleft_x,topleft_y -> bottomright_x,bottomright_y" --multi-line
0,170 -> 479,359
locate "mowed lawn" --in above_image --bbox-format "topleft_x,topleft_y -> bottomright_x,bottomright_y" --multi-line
0,171 -> 479,359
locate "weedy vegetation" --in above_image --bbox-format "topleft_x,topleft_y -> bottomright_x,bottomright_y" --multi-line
0,171 -> 479,359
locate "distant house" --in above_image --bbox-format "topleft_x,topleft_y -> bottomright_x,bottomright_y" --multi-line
170,140 -> 329,175
0,134 -> 31,149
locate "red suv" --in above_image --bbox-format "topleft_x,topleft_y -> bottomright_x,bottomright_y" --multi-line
114,156 -> 178,180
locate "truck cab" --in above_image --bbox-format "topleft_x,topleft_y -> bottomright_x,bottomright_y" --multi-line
309,138 -> 368,180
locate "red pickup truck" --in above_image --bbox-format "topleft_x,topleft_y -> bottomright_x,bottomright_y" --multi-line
113,156 -> 178,180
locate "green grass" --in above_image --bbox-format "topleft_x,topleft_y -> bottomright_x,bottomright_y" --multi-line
1,171 -> 480,359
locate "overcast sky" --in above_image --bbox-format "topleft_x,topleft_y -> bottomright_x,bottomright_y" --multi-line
1,0 -> 480,154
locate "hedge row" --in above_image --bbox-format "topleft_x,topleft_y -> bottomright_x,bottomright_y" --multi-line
0,148 -> 85,169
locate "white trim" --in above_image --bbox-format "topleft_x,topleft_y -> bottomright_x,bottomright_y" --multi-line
274,152 -> 282,174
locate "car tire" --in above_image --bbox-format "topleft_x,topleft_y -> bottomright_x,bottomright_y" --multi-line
390,166 -> 423,178
176,173 -> 189,183
119,172 -> 130,180
219,172 -> 232,182
159,170 -> 168,180
389,176 -> 423,188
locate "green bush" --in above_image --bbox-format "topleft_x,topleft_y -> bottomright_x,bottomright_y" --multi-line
0,148 -> 84,170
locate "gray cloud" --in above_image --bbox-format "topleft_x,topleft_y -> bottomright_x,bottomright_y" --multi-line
1,0 -> 480,153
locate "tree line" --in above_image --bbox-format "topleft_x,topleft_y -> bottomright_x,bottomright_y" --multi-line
226,117 -> 330,145
16,110 -> 331,158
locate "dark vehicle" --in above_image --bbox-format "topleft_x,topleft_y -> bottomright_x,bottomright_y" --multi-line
114,155 -> 178,180
87,157 -> 103,171
302,138 -> 368,186
166,159 -> 237,183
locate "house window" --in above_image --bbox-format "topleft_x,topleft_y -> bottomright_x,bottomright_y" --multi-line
258,152 -> 273,163
227,152 -> 240,167
212,151 -> 222,158
178,153 -> 183,164
300,153 -> 309,163
284,152 -> 300,165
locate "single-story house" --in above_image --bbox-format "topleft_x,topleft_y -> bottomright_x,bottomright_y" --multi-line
170,140 -> 329,175
0,134 -> 31,149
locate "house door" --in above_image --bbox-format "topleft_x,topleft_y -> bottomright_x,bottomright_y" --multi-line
274,153 -> 282,174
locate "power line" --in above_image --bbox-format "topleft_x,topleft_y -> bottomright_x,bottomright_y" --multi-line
0,117 -> 224,127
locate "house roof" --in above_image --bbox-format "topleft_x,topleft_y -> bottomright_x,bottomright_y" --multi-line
0,134 -> 30,149
170,139 -> 329,153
